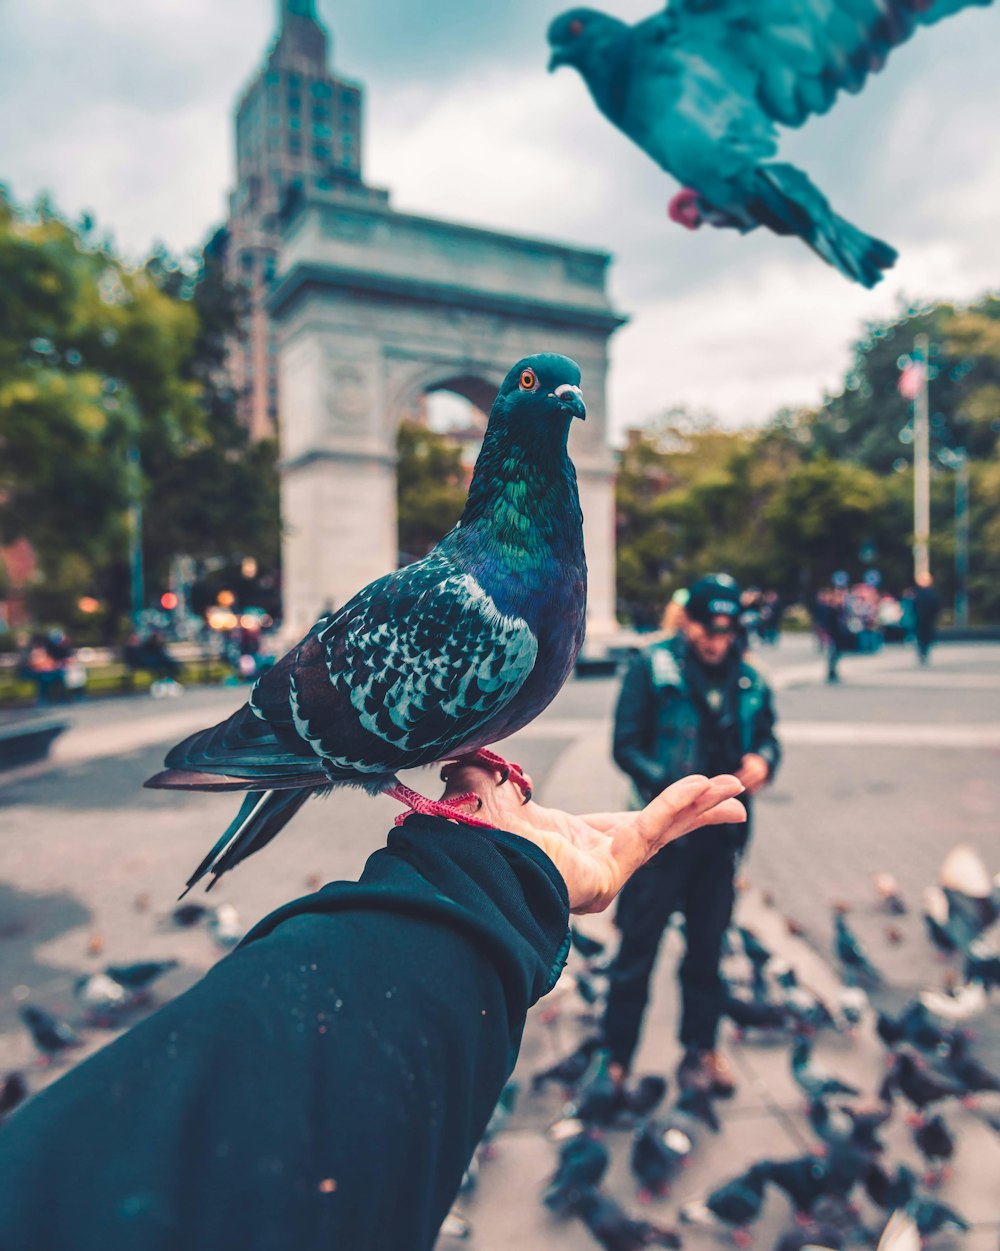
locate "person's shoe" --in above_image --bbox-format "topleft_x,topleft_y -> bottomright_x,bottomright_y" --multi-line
676,1049 -> 737,1098
704,1050 -> 737,1098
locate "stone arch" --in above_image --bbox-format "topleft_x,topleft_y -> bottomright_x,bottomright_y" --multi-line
270,189 -> 625,643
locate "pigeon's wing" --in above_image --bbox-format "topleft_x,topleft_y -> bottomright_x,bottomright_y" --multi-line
626,11 -> 779,181
668,0 -> 991,129
252,552 -> 539,775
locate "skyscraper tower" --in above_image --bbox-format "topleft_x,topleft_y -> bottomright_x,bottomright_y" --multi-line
226,1 -> 363,437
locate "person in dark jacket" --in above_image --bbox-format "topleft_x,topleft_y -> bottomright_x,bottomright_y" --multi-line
603,574 -> 780,1097
911,571 -> 941,664
0,763 -> 744,1251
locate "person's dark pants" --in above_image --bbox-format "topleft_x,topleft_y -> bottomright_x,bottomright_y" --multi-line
827,640 -> 842,682
915,625 -> 934,662
601,832 -> 739,1069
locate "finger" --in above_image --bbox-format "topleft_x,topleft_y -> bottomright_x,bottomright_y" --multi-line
633,774 -> 743,857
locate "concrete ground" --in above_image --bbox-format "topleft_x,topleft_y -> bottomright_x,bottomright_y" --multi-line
0,634 -> 997,1248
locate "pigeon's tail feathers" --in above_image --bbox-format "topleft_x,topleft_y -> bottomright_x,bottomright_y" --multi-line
146,704 -> 329,792
753,163 -> 897,288
182,787 -> 316,896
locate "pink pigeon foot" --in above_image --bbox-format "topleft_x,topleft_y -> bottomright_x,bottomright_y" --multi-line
443,748 -> 534,803
386,782 -> 497,830
668,188 -> 703,231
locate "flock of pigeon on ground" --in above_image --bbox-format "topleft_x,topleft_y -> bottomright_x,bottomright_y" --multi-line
0,896 -> 243,1122
443,844 -> 1000,1249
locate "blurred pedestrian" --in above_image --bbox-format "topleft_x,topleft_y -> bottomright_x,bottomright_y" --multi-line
602,574 -> 781,1096
912,572 -> 941,665
124,631 -> 183,696
22,630 -> 73,704
812,587 -> 851,684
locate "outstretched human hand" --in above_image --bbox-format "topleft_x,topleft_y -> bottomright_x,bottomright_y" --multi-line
438,765 -> 745,914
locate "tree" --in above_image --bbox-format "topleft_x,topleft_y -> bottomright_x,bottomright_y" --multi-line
395,419 -> 467,561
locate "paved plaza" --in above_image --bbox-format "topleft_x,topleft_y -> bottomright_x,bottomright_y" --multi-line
1,634 -> 998,1248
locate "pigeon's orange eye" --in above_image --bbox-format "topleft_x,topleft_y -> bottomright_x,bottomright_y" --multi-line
519,369 -> 536,390
568,17 -> 584,36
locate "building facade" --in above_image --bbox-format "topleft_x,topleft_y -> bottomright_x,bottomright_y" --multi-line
226,0 -> 364,438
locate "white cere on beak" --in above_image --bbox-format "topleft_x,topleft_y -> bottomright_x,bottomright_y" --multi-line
553,383 -> 583,401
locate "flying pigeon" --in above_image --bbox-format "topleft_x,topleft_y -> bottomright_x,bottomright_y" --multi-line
147,355 -> 588,891
548,1 -> 991,286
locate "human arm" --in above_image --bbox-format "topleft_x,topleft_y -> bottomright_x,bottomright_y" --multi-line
735,681 -> 780,794
0,775 -> 742,1251
612,650 -> 669,801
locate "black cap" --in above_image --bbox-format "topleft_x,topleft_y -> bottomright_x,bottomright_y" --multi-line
686,574 -> 742,626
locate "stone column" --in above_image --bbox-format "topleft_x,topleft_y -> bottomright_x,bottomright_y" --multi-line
280,326 -> 397,638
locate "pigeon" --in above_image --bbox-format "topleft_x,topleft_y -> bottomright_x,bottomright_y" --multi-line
764,1154 -> 832,1218
807,1098 -> 889,1156
571,925 -> 607,963
833,907 -> 881,985
532,1036 -> 602,1092
875,1001 -> 953,1053
569,1050 -> 628,1126
920,979 -> 987,1022
942,1031 -> 1000,1097
625,1075 -> 669,1120
571,1187 -> 682,1250
146,355 -> 588,891
19,1005 -> 82,1062
912,1114 -> 954,1185
0,1072 -> 28,1122
210,903 -> 243,948
886,1048 -> 964,1123
873,873 -> 907,916
680,1164 -> 769,1244
964,936 -> 1000,989
791,1037 -> 859,1103
674,1083 -> 721,1133
629,1120 -> 692,1200
548,2 -> 991,286
723,991 -> 790,1035
74,973 -> 130,1024
543,1130 -> 610,1214
104,960 -> 179,992
480,1080 -> 519,1154
170,902 -> 211,928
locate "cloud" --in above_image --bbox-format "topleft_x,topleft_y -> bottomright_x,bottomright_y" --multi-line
1,0 -> 997,427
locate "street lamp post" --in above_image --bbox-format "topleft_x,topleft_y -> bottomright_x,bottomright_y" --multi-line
127,442 -> 145,629
912,333 -> 931,582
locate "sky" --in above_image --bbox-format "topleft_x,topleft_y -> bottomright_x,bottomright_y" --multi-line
2,0 -> 999,437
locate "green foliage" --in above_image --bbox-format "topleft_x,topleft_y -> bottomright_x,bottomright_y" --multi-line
616,289 -> 1000,624
396,419 -> 467,560
0,192 -> 279,637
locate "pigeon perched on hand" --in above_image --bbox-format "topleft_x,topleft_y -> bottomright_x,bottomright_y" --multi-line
548,1 -> 991,286
147,355 -> 588,892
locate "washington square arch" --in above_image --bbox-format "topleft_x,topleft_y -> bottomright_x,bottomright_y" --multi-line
268,178 -> 626,647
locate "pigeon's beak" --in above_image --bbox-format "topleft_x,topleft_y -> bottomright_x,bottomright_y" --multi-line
553,383 -> 586,421
548,47 -> 568,72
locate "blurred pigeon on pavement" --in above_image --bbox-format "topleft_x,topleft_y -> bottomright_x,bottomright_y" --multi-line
0,1072 -> 28,1123
571,1186 -> 682,1249
19,1005 -> 82,1063
543,1131 -> 610,1214
833,906 -> 881,985
680,1164 -> 769,1245
630,1120 -> 692,1200
791,1036 -> 860,1102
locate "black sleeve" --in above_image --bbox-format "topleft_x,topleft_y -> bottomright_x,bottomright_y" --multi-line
612,650 -> 665,801
0,817 -> 569,1251
751,682 -> 781,781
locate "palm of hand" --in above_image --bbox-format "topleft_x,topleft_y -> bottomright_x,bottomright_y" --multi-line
441,766 -> 745,914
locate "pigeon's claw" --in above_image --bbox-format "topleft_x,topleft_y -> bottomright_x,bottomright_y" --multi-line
387,782 -> 497,830
667,188 -> 704,231
461,748 -> 534,804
